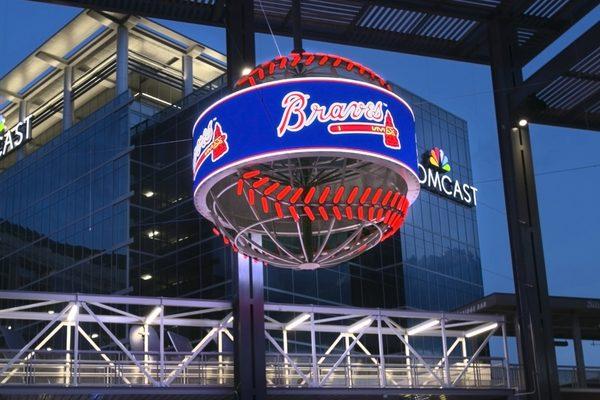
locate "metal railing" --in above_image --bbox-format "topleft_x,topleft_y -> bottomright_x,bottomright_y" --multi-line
0,291 -> 513,391
558,365 -> 600,389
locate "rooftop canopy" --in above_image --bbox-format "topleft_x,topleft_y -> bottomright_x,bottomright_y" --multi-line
0,9 -> 226,131
457,292 -> 600,341
31,0 -> 600,131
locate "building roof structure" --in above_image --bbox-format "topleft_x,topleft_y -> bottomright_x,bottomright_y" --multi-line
30,0 -> 600,131
457,292 -> 600,340
0,9 -> 226,132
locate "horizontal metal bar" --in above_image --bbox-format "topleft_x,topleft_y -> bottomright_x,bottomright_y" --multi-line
0,291 -> 231,309
0,292 -> 502,324
264,303 -> 504,323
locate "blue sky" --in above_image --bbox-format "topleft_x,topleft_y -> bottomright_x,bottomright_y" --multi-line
1,0 -> 599,364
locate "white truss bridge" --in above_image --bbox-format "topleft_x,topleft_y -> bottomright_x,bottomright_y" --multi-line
0,291 -> 518,398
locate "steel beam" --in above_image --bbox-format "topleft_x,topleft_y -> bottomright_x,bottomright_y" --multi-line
512,22 -> 600,109
488,18 -> 560,400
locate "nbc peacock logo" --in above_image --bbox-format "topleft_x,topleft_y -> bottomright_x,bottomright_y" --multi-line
428,147 -> 451,173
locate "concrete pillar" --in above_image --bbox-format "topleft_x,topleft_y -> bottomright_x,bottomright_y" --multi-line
63,65 -> 73,130
19,100 -> 27,122
182,54 -> 194,96
572,317 -> 586,388
116,25 -> 129,95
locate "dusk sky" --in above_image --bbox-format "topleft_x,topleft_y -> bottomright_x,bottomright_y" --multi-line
1,0 -> 599,364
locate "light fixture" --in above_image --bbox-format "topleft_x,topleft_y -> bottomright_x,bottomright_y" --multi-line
143,191 -> 155,198
407,319 -> 440,336
518,119 -> 528,127
242,67 -> 252,75
465,322 -> 498,338
138,92 -> 181,109
147,230 -> 160,239
47,310 -> 55,315
285,313 -> 310,331
7,326 -> 12,330
227,316 -> 234,324
146,306 -> 162,325
141,273 -> 153,281
46,347 -> 52,351
66,304 -> 79,322
348,317 -> 373,333
91,333 -> 99,339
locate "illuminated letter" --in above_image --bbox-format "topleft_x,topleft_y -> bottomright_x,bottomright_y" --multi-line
441,175 -> 453,195
278,91 -> 308,137
453,180 -> 464,201
417,164 -> 427,184
470,186 -> 478,206
427,169 -> 442,191
3,129 -> 13,154
462,184 -> 472,204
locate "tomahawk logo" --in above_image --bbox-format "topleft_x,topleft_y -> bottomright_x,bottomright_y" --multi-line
277,91 -> 401,149
328,110 -> 400,149
193,118 -> 229,175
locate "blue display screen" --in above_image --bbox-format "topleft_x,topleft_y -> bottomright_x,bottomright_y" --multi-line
192,78 -> 417,190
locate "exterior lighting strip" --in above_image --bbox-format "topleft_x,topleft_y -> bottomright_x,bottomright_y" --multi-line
285,313 -> 311,331
465,322 -> 498,338
236,52 -> 392,92
66,304 -> 79,322
407,319 -> 440,336
145,306 -> 162,325
348,317 -> 373,333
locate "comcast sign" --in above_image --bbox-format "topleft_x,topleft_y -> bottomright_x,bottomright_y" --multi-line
0,114 -> 32,161
417,147 -> 478,207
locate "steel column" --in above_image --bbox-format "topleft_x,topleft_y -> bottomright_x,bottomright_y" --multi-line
227,3 -> 262,397
225,0 -> 255,89
572,317 -> 586,388
488,18 -> 560,399
441,317 -> 450,386
233,251 -> 266,400
292,0 -> 303,53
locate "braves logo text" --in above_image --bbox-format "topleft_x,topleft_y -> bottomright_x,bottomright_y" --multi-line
277,91 -> 401,149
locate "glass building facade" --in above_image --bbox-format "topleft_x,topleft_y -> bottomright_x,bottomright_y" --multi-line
0,93 -> 131,294
0,19 -> 481,320
130,77 -> 483,315
0,78 -> 482,312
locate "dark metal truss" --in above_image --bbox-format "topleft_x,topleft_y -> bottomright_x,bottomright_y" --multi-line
28,0 -> 600,130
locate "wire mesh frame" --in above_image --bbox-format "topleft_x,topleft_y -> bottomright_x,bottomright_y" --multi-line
206,155 -> 412,269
